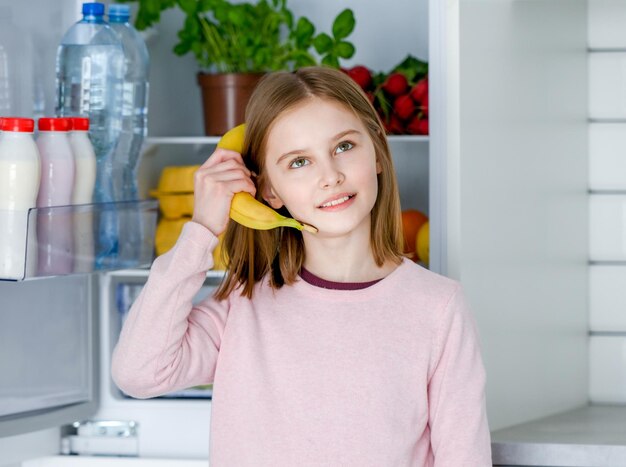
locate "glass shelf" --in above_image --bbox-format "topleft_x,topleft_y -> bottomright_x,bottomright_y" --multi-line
0,200 -> 158,281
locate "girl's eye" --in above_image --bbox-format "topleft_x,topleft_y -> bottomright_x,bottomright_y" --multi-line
335,141 -> 354,154
289,157 -> 309,169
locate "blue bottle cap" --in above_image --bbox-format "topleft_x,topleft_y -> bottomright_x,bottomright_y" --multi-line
109,4 -> 131,21
82,2 -> 105,16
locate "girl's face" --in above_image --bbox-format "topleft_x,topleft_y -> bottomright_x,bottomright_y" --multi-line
262,97 -> 381,238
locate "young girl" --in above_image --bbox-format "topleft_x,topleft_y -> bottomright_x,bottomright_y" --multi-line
112,66 -> 492,466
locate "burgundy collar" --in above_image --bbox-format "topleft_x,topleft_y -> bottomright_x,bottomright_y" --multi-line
299,267 -> 382,290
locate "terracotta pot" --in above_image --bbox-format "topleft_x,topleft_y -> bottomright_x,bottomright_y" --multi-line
197,72 -> 265,136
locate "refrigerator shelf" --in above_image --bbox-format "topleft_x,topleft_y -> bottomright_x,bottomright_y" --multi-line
0,200 -> 158,281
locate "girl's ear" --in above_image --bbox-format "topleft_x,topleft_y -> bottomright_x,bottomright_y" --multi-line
262,184 -> 284,210
376,160 -> 382,174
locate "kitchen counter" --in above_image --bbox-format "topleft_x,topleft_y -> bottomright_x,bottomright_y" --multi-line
491,405 -> 626,466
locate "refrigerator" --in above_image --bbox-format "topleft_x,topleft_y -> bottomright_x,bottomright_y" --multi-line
0,0 -> 595,465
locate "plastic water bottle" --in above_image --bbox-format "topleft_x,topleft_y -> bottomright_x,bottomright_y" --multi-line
108,3 -> 150,202
56,2 -> 124,201
56,2 -> 125,268
109,4 -> 150,267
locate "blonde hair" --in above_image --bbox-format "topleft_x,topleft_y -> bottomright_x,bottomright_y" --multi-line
215,66 -> 404,300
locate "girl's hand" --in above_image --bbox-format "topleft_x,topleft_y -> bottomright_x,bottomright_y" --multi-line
191,148 -> 256,236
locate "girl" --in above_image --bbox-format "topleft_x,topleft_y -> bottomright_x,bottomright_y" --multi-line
112,66 -> 492,466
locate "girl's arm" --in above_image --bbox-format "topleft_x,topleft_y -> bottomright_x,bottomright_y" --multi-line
111,221 -> 228,399
427,286 -> 493,466
111,144 -> 255,399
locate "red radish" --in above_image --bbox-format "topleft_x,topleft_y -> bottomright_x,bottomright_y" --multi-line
416,119 -> 429,135
394,94 -> 416,120
410,78 -> 428,103
347,65 -> 372,90
382,72 -> 408,96
384,114 -> 404,134
420,94 -> 429,116
407,116 -> 429,135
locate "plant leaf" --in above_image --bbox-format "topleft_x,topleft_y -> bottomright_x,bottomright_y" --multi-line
130,0 -> 176,30
228,7 -> 246,27
332,9 -> 355,40
335,41 -> 355,59
176,0 -> 197,15
173,40 -> 191,55
321,54 -> 339,69
295,17 -> 315,48
198,0 -> 217,11
392,55 -> 429,83
312,33 -> 333,54
183,15 -> 200,38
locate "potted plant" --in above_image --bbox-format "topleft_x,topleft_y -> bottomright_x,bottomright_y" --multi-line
121,0 -> 357,135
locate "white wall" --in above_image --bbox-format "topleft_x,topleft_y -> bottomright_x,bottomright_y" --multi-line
588,0 -> 626,404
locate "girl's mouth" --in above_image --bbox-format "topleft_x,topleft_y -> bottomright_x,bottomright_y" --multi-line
317,194 -> 356,210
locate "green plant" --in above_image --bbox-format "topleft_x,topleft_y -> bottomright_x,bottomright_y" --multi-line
121,0 -> 356,72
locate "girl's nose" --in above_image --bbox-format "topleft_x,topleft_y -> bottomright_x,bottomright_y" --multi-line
319,163 -> 345,189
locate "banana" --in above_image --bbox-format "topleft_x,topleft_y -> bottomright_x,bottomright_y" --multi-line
217,124 -> 317,233
230,191 -> 317,232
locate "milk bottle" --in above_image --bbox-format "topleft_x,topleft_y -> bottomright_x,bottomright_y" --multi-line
36,117 -> 75,275
0,118 -> 40,280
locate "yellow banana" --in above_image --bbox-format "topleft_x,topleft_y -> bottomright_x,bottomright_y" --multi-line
230,192 -> 317,232
217,124 -> 317,233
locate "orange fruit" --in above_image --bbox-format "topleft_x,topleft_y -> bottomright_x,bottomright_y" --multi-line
416,221 -> 429,265
401,209 -> 428,259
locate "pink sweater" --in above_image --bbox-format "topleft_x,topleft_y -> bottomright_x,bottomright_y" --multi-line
111,222 -> 492,466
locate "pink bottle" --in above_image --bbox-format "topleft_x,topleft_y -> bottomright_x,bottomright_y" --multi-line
69,117 -> 96,272
36,117 -> 75,275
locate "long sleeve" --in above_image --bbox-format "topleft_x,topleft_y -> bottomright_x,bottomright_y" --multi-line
427,285 -> 492,466
111,221 -> 230,399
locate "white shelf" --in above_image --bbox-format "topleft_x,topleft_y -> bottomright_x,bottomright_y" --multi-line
145,135 -> 429,146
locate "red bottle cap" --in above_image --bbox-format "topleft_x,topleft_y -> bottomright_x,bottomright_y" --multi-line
1,117 -> 35,132
70,117 -> 90,131
38,117 -> 72,132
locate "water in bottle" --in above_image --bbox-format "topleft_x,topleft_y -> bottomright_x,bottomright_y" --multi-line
109,4 -> 150,266
56,2 -> 125,268
108,3 -> 149,202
